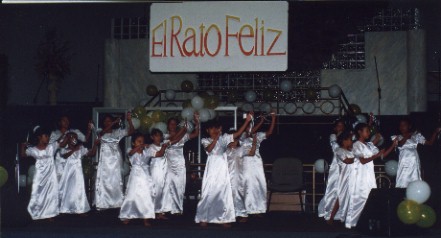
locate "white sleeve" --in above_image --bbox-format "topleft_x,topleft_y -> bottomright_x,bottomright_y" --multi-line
201,138 -> 211,150
221,133 -> 234,147
414,133 -> 426,145
73,129 -> 87,142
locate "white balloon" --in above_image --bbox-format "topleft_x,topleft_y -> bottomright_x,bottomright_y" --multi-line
371,134 -> 384,146
314,159 -> 328,173
244,90 -> 257,102
199,108 -> 211,122
260,103 -> 272,113
207,109 -> 216,120
19,174 -> 26,187
191,96 -> 205,110
384,160 -> 398,177
147,111 -> 153,117
241,103 -> 254,112
328,84 -> 342,98
131,118 -> 140,130
284,102 -> 297,114
206,90 -> 215,96
356,114 -> 367,124
27,176 -> 33,186
280,80 -> 293,92
166,102 -> 178,107
406,180 -> 431,204
181,107 -> 195,121
28,165 -> 36,178
165,89 -> 176,100
121,160 -> 130,177
151,122 -> 168,134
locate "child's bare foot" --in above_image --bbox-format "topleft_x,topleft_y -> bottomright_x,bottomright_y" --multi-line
143,219 -> 151,227
238,217 -> 248,223
326,219 -> 334,225
122,220 -> 130,225
156,213 -> 169,220
199,222 -> 208,227
222,223 -> 232,228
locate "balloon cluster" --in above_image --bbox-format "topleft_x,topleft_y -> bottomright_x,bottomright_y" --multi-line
182,94 -> 218,123
131,106 -> 176,134
396,180 -> 436,228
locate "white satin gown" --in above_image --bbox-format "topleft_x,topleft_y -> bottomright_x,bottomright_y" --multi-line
334,148 -> 355,228
395,133 -> 425,188
318,134 -> 340,220
163,134 -> 189,214
119,149 -> 155,220
345,141 -> 379,228
226,145 -> 247,217
240,132 -> 268,214
94,128 -> 127,210
59,146 -> 90,214
49,129 -> 86,181
195,133 -> 236,224
26,142 -> 60,220
146,143 -> 168,213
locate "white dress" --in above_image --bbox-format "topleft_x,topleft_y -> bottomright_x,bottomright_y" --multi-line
94,128 -> 127,210
26,142 -> 60,220
334,148 -> 355,228
226,145 -> 247,217
395,133 -> 425,188
59,146 -> 90,214
119,149 -> 155,220
49,129 -> 86,181
163,134 -> 189,214
240,132 -> 268,214
195,133 -> 235,224
345,141 -> 379,228
318,134 -> 340,220
146,143 -> 168,213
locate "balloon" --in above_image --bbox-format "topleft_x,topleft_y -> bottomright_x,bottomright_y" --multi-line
179,121 -> 194,134
305,88 -> 317,100
204,95 -> 220,109
181,107 -> 195,121
314,159 -> 328,173
199,108 -> 211,123
191,96 -> 205,110
146,85 -> 159,96
166,102 -> 178,107
151,110 -> 165,122
406,180 -> 431,204
370,134 -> 384,146
132,106 -> 147,118
384,160 -> 398,177
241,103 -> 254,112
397,200 -> 422,224
182,99 -> 192,108
28,165 -> 36,178
416,204 -> 437,228
0,166 -> 8,188
207,109 -> 216,120
181,80 -> 194,92
328,84 -> 342,98
131,118 -> 140,130
206,90 -> 215,96
244,90 -> 257,102
227,91 -> 239,103
280,80 -> 293,92
140,115 -> 154,132
260,103 -> 272,113
284,103 -> 297,114
165,89 -> 176,100
350,104 -> 362,114
19,174 -> 26,187
151,122 -> 167,134
27,176 -> 33,186
121,160 -> 130,177
263,89 -> 275,101
355,114 -> 367,124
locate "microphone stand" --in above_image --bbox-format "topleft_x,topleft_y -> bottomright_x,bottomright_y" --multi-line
374,57 -> 381,116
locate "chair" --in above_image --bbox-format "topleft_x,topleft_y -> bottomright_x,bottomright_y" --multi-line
267,158 -> 305,212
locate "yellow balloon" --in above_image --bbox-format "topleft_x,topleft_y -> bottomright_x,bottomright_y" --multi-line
417,204 -> 437,228
151,110 -> 165,123
140,116 -> 153,132
397,200 -> 422,224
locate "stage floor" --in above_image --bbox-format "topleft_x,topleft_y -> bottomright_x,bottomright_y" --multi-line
3,203 -> 441,238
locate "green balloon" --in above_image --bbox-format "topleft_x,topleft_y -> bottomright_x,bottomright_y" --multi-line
181,80 -> 194,92
182,99 -> 192,108
140,115 -> 153,132
350,104 -> 362,115
397,200 -> 422,224
0,166 -> 8,188
132,106 -> 147,119
151,110 -> 165,123
146,85 -> 159,96
205,95 -> 219,109
263,89 -> 275,101
417,204 -> 437,228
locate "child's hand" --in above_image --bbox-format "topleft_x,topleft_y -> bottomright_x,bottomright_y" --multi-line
87,121 -> 94,131
194,112 -> 200,123
126,112 -> 132,121
245,112 -> 254,122
94,139 -> 101,145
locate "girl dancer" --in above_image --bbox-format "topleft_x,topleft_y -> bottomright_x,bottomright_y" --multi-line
393,118 -> 440,188
147,128 -> 186,219
21,126 -> 68,220
345,123 -> 397,228
318,119 -> 345,220
95,113 -> 134,210
195,113 -> 252,227
49,115 -> 91,181
239,112 -> 276,219
59,132 -> 99,214
119,133 -> 155,226
163,115 -> 200,215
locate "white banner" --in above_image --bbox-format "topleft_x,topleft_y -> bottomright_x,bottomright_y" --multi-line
149,1 -> 288,72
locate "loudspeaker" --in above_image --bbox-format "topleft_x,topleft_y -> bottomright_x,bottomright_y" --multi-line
356,188 -> 423,236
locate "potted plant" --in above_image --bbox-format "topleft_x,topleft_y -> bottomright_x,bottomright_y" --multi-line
35,28 -> 71,105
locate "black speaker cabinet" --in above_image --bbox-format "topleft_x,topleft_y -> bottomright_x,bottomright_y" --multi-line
356,188 -> 424,236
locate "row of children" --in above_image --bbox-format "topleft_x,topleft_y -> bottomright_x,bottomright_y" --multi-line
319,118 -> 441,229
